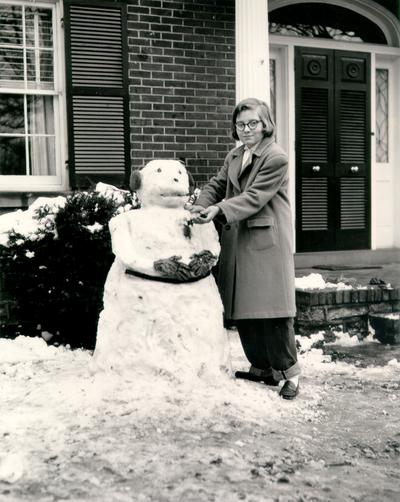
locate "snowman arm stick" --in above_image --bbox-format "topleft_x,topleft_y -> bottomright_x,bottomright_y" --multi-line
109,213 -> 154,271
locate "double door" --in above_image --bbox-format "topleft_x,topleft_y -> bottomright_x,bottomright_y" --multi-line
295,47 -> 371,252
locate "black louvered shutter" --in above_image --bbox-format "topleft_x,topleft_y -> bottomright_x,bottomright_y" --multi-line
64,0 -> 130,189
295,48 -> 336,252
295,47 -> 370,252
335,51 -> 371,250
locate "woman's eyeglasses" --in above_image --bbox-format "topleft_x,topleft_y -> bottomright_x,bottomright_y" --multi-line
235,120 -> 262,131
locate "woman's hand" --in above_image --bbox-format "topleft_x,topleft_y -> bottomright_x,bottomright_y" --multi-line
184,203 -> 205,214
191,205 -> 221,224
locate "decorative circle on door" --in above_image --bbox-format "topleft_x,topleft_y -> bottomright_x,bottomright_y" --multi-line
341,58 -> 366,83
346,63 -> 360,79
307,60 -> 322,76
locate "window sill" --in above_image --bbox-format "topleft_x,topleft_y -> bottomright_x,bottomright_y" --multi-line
0,176 -> 66,193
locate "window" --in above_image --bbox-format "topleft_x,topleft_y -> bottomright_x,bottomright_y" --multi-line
269,58 -> 276,123
375,68 -> 389,163
0,1 -> 62,187
269,3 -> 387,44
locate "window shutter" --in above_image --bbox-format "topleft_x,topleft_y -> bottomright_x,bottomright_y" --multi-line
64,1 -> 130,189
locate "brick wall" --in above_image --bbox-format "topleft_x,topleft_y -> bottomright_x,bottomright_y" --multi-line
127,0 -> 236,184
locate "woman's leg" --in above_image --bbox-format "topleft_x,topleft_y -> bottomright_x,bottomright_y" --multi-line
235,319 -> 274,379
260,317 -> 300,381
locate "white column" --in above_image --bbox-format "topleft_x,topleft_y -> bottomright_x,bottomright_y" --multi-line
235,0 -> 270,104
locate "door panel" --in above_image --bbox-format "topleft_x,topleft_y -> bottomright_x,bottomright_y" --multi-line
295,47 -> 370,252
295,48 -> 334,251
335,51 -> 371,249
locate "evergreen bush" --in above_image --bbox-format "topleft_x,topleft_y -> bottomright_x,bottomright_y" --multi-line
0,188 -> 137,349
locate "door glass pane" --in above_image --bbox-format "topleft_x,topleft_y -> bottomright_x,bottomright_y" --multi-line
0,136 -> 26,175
0,94 -> 25,133
376,69 -> 389,163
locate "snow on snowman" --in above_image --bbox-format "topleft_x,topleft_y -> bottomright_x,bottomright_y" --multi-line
92,159 -> 230,380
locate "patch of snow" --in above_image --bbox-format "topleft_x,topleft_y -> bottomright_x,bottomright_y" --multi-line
325,330 -> 361,347
363,332 -> 379,343
0,335 -> 65,364
0,453 -> 25,483
83,222 -> 104,233
0,196 -> 66,246
295,273 -> 353,290
296,332 -> 325,352
373,313 -> 400,320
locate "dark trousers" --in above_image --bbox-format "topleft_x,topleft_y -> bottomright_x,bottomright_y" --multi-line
236,317 -> 300,381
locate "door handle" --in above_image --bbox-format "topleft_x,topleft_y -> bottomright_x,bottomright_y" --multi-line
312,165 -> 321,172
350,166 -> 359,173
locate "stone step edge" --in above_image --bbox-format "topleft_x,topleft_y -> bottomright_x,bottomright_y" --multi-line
296,286 -> 400,306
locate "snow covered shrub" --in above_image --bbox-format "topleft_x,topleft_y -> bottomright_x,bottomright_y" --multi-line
0,189 -> 136,349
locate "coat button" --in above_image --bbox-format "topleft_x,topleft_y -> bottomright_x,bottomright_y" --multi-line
225,224 -> 231,230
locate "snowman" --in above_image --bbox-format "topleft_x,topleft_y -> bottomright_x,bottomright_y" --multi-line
92,159 -> 230,380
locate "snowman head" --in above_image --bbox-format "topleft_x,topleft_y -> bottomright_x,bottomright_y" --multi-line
130,159 -> 190,208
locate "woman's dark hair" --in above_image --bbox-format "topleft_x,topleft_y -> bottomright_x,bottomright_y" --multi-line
231,97 -> 275,141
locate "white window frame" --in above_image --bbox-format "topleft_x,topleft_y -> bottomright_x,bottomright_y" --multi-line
0,0 -> 66,192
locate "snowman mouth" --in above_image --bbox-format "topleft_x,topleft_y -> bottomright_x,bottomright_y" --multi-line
160,192 -> 187,197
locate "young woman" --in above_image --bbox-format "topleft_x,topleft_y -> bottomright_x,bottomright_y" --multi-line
186,97 -> 300,400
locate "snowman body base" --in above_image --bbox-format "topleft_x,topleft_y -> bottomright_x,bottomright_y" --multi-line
92,206 -> 229,380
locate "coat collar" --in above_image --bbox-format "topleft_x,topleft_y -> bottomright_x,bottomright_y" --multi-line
229,135 -> 275,190
231,135 -> 275,158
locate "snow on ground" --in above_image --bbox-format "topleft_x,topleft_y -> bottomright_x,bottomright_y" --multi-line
0,331 -> 399,491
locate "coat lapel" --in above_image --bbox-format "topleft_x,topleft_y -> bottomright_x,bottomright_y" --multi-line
228,146 -> 244,191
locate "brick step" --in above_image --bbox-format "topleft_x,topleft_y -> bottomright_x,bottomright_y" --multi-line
296,286 -> 400,307
295,286 -> 400,342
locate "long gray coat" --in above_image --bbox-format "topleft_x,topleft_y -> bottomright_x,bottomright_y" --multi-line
196,135 -> 296,320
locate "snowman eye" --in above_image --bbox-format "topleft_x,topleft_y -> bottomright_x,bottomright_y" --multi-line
178,170 -> 182,174
157,168 -> 162,173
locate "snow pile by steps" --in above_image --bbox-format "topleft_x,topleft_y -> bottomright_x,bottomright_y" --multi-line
295,273 -> 354,290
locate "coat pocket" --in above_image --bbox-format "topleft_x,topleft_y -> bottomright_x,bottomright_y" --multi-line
246,216 -> 276,251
